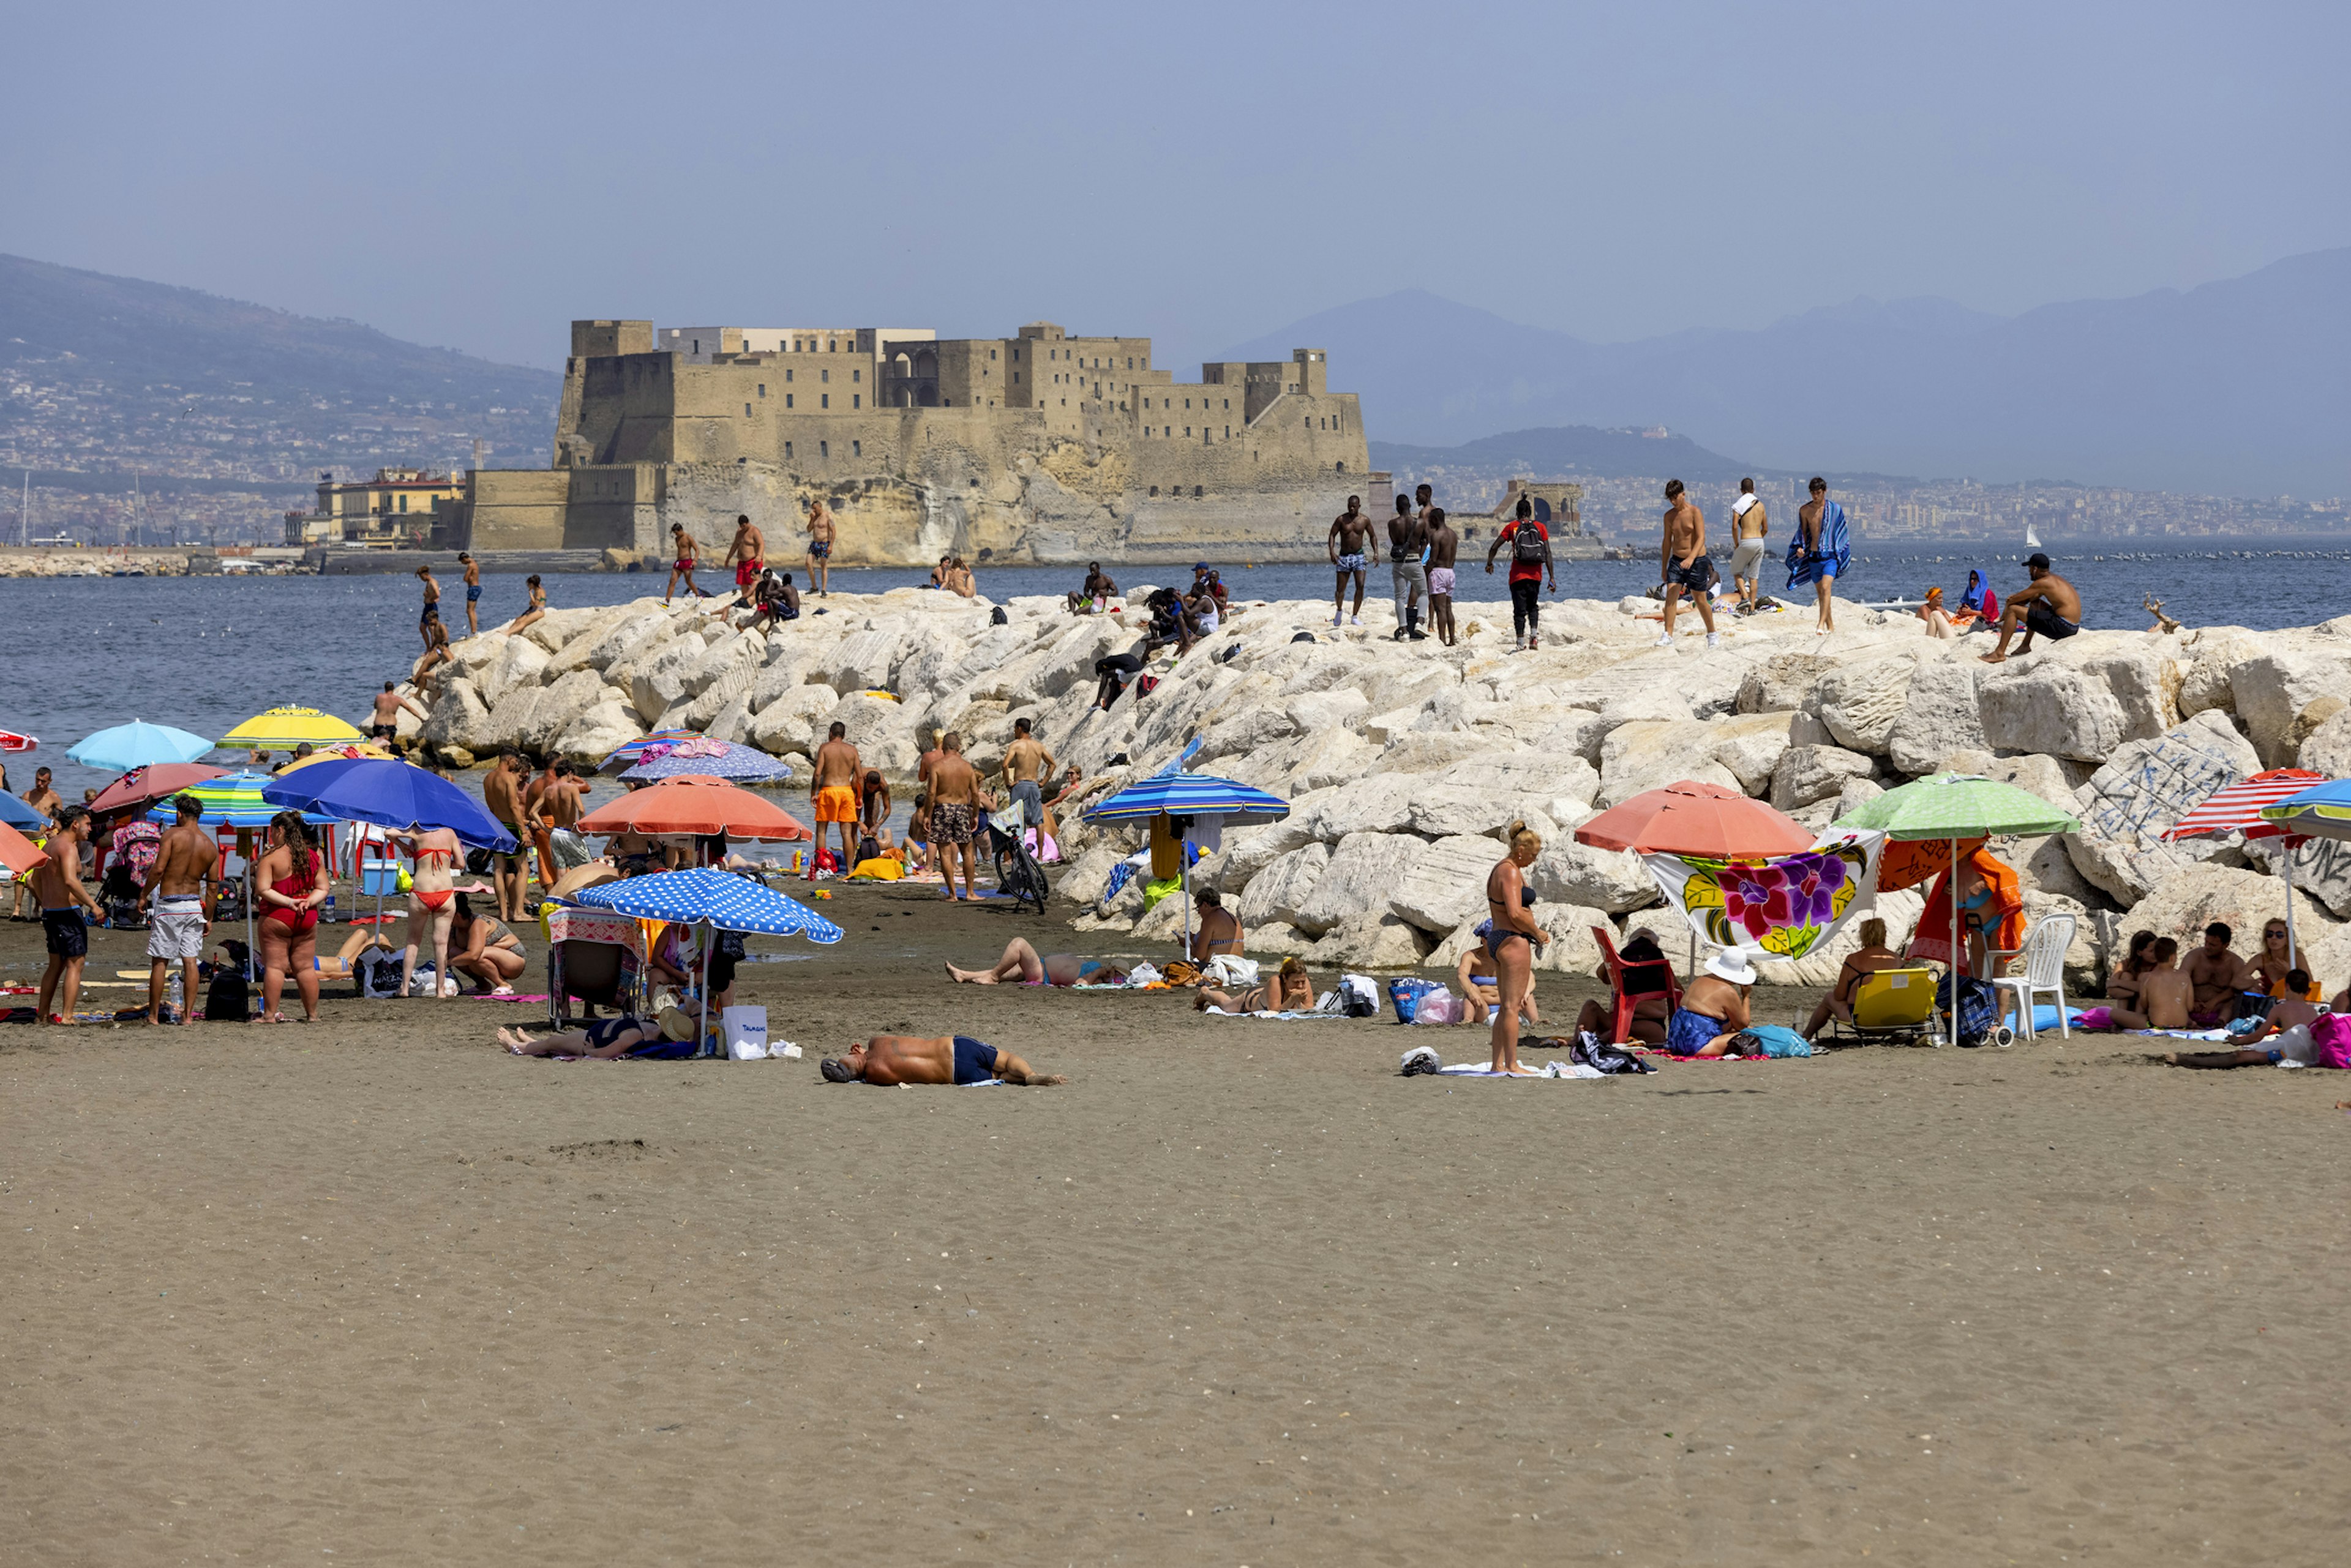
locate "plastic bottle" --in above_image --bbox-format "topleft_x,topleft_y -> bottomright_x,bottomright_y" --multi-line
323,892 -> 337,925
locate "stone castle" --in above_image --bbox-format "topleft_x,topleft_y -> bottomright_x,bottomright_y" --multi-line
455,318 -> 1395,566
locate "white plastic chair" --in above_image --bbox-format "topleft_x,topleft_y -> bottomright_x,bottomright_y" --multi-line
1991,914 -> 2074,1041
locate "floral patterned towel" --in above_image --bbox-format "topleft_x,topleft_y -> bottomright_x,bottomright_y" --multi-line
1640,829 -> 1886,962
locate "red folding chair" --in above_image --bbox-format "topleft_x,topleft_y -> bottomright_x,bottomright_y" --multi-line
1592,925 -> 1682,1044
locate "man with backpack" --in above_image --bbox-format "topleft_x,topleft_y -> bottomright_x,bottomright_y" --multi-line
1485,495 -> 1557,650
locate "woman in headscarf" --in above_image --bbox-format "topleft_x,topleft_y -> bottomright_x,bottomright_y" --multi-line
1918,586 -> 1959,640
1955,567 -> 1997,631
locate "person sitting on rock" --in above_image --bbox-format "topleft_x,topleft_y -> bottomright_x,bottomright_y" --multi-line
1801,918 -> 1901,1039
1067,561 -> 1119,614
822,1034 -> 1063,1086
1666,948 -> 1757,1057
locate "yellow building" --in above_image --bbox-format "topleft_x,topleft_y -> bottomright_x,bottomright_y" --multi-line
283,469 -> 463,546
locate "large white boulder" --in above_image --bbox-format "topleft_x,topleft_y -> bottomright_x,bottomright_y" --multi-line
2248,835 -> 2351,923
1223,726 -> 1375,795
2300,705 -> 2351,779
1738,654 -> 1839,715
1597,719 -> 1741,808
1886,658 -> 1989,778
1237,841 -> 1332,931
2064,710 -> 2262,904
1283,687 -> 1370,734
2174,628 -> 2267,717
1978,655 -> 2131,763
828,692 -> 920,776
2118,863 -> 2341,964
1707,712 -> 1799,798
1387,834 -> 1510,934
421,678 -> 497,755
814,628 -> 903,694
1305,911 -> 1431,970
1769,744 -> 1875,811
1815,656 -> 1916,756
550,699 -> 644,766
1528,817 -> 1658,913
481,636 -> 550,705
2231,651 -> 2351,768
1293,831 -> 1432,936
627,632 -> 710,721
1297,774 -> 1420,841
746,684 -> 841,754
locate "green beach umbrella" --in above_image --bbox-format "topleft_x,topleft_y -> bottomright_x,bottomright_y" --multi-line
1834,774 -> 2081,1045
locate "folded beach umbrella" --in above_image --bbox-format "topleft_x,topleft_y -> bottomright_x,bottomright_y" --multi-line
219,706 -> 366,752
576,775 -> 811,841
599,729 -> 702,774
1574,781 -> 1812,857
0,822 -> 45,877
88,762 -> 228,819
619,737 -> 793,786
260,757 -> 519,852
0,791 -> 47,831
1834,774 -> 2080,1044
0,728 -> 37,753
68,721 -> 216,773
2165,769 -> 2326,959
576,867 -> 843,1046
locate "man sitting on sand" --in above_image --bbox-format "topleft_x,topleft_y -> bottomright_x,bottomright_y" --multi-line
2107,937 -> 2192,1030
1666,948 -> 1757,1057
2184,922 -> 2244,1027
2167,970 -> 2327,1068
822,1034 -> 1064,1086
1980,552 -> 2082,662
500,1007 -> 700,1059
1196,955 -> 1314,1015
947,937 -> 1126,987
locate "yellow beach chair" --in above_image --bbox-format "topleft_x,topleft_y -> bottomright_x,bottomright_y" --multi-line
1828,966 -> 1938,1046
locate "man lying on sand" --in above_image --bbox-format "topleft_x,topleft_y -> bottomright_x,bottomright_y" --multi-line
499,1008 -> 699,1059
947,937 -> 1127,987
822,1034 -> 1063,1086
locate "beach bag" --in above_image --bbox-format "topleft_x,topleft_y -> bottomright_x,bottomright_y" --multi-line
1733,1024 -> 1813,1058
1205,955 -> 1259,988
203,964 -> 250,1021
1413,989 -> 1463,1026
1936,971 -> 2000,1047
722,1005 -> 769,1060
1570,1038 -> 1656,1075
1134,674 -> 1161,699
1387,976 -> 1444,1023
1510,521 -> 1546,563
354,948 -> 405,999
2311,1013 -> 2351,1070
1338,973 -> 1380,1018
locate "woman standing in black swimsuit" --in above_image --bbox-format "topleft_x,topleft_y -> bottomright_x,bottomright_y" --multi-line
1483,822 -> 1549,1075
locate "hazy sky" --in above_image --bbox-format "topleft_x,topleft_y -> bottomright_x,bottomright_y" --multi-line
7,1 -> 2345,371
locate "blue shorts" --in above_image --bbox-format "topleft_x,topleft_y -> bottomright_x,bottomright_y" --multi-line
951,1035 -> 999,1084
465,584 -> 482,602
1666,1008 -> 1723,1057
1666,554 -> 1713,593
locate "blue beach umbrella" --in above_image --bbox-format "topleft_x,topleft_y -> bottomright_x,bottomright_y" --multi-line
2259,778 -> 2351,841
261,758 -> 520,853
576,868 -> 844,1049
599,729 -> 702,774
0,791 -> 47,831
620,739 -> 793,786
1086,762 -> 1289,949
68,721 -> 216,773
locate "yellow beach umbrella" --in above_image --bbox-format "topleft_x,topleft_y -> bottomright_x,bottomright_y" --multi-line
219,706 -> 366,752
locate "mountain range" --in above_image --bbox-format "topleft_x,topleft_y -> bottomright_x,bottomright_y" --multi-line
1220,249 -> 2351,500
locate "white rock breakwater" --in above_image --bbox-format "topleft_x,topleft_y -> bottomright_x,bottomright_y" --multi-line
384,588 -> 2351,990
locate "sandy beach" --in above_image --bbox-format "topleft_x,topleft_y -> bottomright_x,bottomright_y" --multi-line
4,886 -> 2346,1567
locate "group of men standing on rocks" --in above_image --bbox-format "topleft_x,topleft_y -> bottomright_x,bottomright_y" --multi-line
1328,483 -> 1561,651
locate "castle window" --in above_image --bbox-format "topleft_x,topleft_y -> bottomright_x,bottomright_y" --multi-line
822,394 -> 830,408
853,394 -> 861,408
1335,460 -> 1346,473
990,348 -> 997,359
853,369 -> 861,382
820,440 -> 829,457
1149,486 -> 1158,496
744,402 -> 753,416
785,441 -> 793,458
786,394 -> 793,408
1184,427 -> 1191,437
853,440 -> 861,457
1224,426 -> 1231,437
821,369 -> 830,383
758,384 -> 766,397
1222,399 -> 1229,409
1164,426 -> 1171,437
785,369 -> 793,382
1193,485 -> 1202,497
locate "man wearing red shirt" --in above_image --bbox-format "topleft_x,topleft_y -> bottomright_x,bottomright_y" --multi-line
1484,496 -> 1557,650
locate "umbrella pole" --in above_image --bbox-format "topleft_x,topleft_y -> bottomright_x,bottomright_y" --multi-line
2283,838 -> 2300,970
1948,836 -> 1960,1046
699,920 -> 713,1057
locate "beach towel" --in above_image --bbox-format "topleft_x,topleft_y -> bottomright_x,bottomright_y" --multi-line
1641,828 -> 1884,960
1909,849 -> 2024,966
1202,1006 -> 1349,1019
1878,837 -> 1988,895
1785,500 -> 1851,586
1437,1061 -> 1605,1078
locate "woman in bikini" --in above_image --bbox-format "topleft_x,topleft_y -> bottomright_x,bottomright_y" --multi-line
448,892 -> 527,992
945,937 -> 1125,987
396,823 -> 463,999
1482,822 -> 1548,1075
253,811 -> 328,1022
1799,917 -> 1900,1039
506,574 -> 547,636
2248,919 -> 2317,999
2101,929 -> 2159,1026
1194,956 -> 1314,1015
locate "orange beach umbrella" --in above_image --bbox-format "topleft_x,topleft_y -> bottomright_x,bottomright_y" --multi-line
1573,781 -> 1813,858
576,775 -> 810,841
0,822 -> 46,878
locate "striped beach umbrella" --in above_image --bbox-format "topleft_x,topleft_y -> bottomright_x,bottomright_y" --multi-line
219,706 -> 366,752
146,770 -> 329,828
1083,772 -> 1291,825
619,738 -> 793,786
2167,768 -> 2327,966
599,730 -> 700,774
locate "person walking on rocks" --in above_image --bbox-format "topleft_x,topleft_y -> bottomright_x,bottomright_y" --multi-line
1485,495 -> 1556,650
1328,495 -> 1372,627
664,524 -> 708,603
805,496 -> 837,597
726,514 -> 767,607
1726,478 -> 1768,614
1389,490 -> 1430,642
808,722 -> 863,879
1789,477 -> 1850,636
1425,507 -> 1461,647
1657,479 -> 1719,648
1978,552 -> 2082,664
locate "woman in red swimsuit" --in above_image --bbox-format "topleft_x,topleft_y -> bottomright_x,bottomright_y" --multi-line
255,810 -> 328,1022
396,824 -> 463,1000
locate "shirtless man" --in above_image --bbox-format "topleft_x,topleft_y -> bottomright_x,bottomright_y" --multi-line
23,766 -> 61,821
1424,506 -> 1461,647
1067,561 -> 1118,614
820,1033 -> 1064,1087
726,514 -> 767,606
529,758 -> 589,874
1188,887 -> 1243,963
143,792 -> 219,1026
1794,477 -> 1842,635
2111,937 -> 2194,1030
416,563 -> 441,648
370,681 -> 427,746
808,721 -> 863,878
1000,718 -> 1057,836
805,496 -> 836,596
1657,478 -> 1718,647
1388,491 -> 1430,642
482,752 -> 533,921
2184,922 -> 2245,1028
458,550 -> 482,635
1327,495 -> 1373,627
1981,553 -> 2083,663
664,523 -> 706,603
33,807 -> 102,1026
925,731 -> 991,902
412,619 -> 453,694
1727,478 -> 1769,614
858,768 -> 893,854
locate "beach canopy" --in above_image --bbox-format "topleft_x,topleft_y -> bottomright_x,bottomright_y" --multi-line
577,776 -> 810,840
2259,779 -> 2351,841
89,763 -> 229,819
260,757 -> 519,852
148,770 -> 334,829
1084,772 -> 1290,825
0,792 -> 47,831
0,822 -> 45,877
1575,781 -> 1812,857
0,728 -> 36,753
599,730 -> 702,773
574,868 -> 844,942
619,737 -> 793,786
68,721 -> 215,773
2164,769 -> 2324,843
219,706 -> 366,752
1832,773 -> 2079,841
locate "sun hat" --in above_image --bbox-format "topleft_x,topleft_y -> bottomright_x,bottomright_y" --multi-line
655,1006 -> 700,1043
1705,947 -> 1760,986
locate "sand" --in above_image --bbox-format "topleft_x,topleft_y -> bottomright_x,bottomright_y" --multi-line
4,888 -> 2347,1566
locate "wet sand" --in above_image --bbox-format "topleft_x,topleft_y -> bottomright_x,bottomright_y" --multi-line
4,887 -> 2347,1566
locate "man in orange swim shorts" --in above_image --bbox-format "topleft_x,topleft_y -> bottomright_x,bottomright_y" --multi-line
808,720 -> 862,878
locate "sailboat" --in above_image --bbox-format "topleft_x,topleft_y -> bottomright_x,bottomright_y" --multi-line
2024,517 -> 2042,549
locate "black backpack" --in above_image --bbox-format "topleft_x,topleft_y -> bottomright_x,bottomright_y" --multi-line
1511,522 -> 1547,562
204,965 -> 252,1021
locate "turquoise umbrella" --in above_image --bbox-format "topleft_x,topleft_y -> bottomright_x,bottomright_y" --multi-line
68,721 -> 215,773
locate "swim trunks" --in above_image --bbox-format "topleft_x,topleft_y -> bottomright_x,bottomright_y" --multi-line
930,801 -> 977,845
1666,553 -> 1714,593
1335,552 -> 1367,573
2023,601 -> 2080,640
147,895 -> 207,961
465,584 -> 482,602
547,826 -> 591,870
1427,566 -> 1456,596
951,1035 -> 1000,1084
42,908 -> 88,959
735,560 -> 762,588
1009,778 -> 1044,826
809,539 -> 831,560
816,785 -> 858,824
673,558 -> 692,574
370,723 -> 398,743
1666,1007 -> 1724,1057
1726,538 -> 1766,580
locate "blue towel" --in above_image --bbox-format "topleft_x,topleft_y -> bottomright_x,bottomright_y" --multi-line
1740,1023 -> 1813,1058
1785,501 -> 1852,587
1104,861 -> 1138,901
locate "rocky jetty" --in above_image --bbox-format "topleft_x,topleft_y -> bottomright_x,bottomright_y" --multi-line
385,588 -> 2351,991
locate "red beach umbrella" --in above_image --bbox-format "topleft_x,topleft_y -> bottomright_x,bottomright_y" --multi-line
2162,767 -> 2327,965
88,762 -> 230,819
576,775 -> 811,841
1573,780 -> 1814,858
